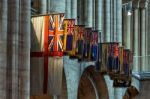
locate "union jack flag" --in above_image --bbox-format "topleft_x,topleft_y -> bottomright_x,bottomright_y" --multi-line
83,28 -> 92,59
77,25 -> 84,59
78,25 -> 84,40
63,19 -> 75,52
91,31 -> 98,45
48,14 -> 64,56
91,31 -> 98,61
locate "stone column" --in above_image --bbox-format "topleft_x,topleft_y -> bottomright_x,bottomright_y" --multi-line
84,0 -> 93,27
122,3 -> 132,49
0,0 -> 7,98
95,0 -> 103,31
116,0 -> 122,45
139,0 -> 148,72
77,0 -> 84,25
47,0 -> 50,13
133,0 -> 140,72
110,0 -> 113,42
66,0 -> 71,18
104,0 -> 111,42
39,0 -> 47,14
71,0 -> 77,23
93,0 -> 95,29
7,0 -> 19,98
113,0 -> 117,42
95,0 -> 103,42
18,0 -> 30,98
147,4 -> 150,71
50,0 -> 66,13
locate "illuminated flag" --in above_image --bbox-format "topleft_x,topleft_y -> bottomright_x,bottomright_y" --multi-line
48,14 -> 64,56
77,25 -> 85,60
112,43 -> 120,73
91,30 -> 98,61
83,28 -> 92,60
63,19 -> 75,54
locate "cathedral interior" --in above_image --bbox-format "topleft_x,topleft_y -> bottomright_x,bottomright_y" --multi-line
0,0 -> 150,99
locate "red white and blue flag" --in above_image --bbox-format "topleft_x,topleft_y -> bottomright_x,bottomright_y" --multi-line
48,14 -> 64,56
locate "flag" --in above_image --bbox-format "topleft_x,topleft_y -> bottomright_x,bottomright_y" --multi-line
119,47 -> 124,74
123,49 -> 130,76
76,25 -> 85,60
95,43 -> 102,71
112,43 -> 120,73
107,43 -> 114,72
69,25 -> 78,57
91,30 -> 98,61
83,28 -> 92,60
101,43 -> 108,73
48,14 -> 65,56
63,19 -> 75,54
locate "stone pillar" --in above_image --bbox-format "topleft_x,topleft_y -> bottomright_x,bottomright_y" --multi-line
77,0 -> 84,25
71,0 -> 77,23
133,0 -> 140,72
0,0 -> 7,98
110,0 -> 113,42
7,0 -> 19,98
66,0 -> 71,18
93,0 -> 95,29
39,0 -> 47,14
112,0 -> 117,42
84,0 -> 93,27
104,0 -> 111,42
139,0 -> 148,72
116,0 -> 122,44
122,3 -> 132,49
95,0 -> 103,31
18,0 -> 30,98
47,0 -> 50,13
95,0 -> 103,42
147,4 -> 150,71
140,8 -> 146,72
50,0 -> 66,13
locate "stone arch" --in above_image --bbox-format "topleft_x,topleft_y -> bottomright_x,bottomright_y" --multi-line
123,86 -> 139,99
77,66 -> 109,99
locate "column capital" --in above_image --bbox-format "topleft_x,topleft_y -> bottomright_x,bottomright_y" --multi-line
132,0 -> 141,9
139,0 -> 149,9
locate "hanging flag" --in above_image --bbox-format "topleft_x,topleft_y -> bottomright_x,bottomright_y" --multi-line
95,43 -> 102,71
91,30 -> 98,61
83,28 -> 92,61
111,43 -> 120,74
48,14 -> 65,56
69,25 -> 79,58
101,43 -> 108,73
107,43 -> 114,73
123,49 -> 130,76
119,47 -> 124,75
63,19 -> 75,54
76,25 -> 85,61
